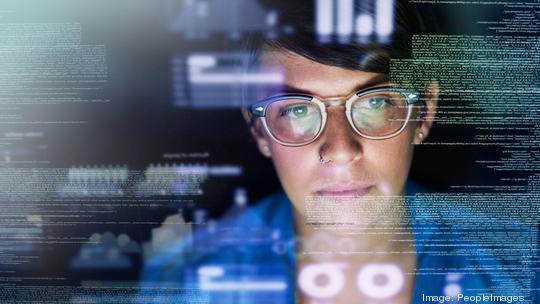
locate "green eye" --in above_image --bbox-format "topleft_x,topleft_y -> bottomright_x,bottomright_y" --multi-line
366,97 -> 390,110
280,105 -> 310,118
352,96 -> 393,129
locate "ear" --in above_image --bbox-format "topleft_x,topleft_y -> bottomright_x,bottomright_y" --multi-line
241,108 -> 272,158
414,81 -> 439,144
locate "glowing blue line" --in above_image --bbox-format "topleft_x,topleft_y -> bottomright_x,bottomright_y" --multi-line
187,55 -> 217,68
189,73 -> 284,84
200,281 -> 287,291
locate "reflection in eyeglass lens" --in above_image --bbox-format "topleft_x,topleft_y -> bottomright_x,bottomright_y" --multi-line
267,99 -> 322,143
351,92 -> 408,137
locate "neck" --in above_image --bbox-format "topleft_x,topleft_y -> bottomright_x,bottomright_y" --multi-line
293,193 -> 415,256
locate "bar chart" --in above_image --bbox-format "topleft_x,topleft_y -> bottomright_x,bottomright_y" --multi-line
315,0 -> 395,43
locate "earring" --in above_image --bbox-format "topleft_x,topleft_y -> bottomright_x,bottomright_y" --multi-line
262,145 -> 271,156
418,132 -> 424,143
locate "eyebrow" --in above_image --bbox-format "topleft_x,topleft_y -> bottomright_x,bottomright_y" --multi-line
277,73 -> 391,95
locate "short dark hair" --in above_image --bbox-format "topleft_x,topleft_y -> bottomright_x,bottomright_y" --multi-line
246,0 -> 440,74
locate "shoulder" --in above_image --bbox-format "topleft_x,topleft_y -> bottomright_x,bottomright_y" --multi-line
139,191 -> 292,279
136,191 -> 294,302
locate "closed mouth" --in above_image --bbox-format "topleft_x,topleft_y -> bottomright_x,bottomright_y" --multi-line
314,183 -> 374,197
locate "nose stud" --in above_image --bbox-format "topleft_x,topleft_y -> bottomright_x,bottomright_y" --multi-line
319,154 -> 332,164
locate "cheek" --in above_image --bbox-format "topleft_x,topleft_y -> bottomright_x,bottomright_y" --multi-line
269,145 -> 317,204
271,146 -> 314,185
369,130 -> 415,194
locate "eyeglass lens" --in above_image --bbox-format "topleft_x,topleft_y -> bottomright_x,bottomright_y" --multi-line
264,91 -> 409,144
265,99 -> 323,144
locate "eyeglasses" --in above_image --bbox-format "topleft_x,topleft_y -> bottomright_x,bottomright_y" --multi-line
250,86 -> 422,146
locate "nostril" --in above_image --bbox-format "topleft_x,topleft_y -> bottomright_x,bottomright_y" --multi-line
316,109 -> 365,164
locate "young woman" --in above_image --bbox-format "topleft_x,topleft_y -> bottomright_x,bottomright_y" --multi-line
139,1 -> 536,303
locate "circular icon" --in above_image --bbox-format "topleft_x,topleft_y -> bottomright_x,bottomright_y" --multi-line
298,263 -> 345,299
356,263 -> 404,299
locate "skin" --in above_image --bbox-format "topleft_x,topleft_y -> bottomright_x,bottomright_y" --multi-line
243,50 -> 439,303
245,50 -> 438,217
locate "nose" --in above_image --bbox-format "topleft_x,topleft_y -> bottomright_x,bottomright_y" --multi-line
318,107 -> 363,165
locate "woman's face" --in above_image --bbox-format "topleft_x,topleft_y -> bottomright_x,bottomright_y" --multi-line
248,50 -> 437,221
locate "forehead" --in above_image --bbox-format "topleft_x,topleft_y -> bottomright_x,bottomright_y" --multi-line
260,50 -> 387,98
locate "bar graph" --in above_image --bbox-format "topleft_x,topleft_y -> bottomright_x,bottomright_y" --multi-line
315,0 -> 395,43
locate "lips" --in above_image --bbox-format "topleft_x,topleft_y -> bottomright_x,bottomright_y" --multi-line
314,182 -> 374,197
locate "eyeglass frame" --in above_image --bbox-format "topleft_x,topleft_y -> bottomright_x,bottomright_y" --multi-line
250,86 -> 423,147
